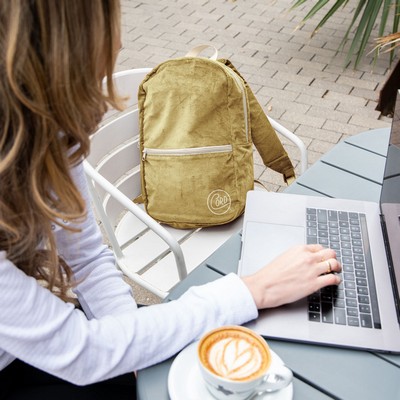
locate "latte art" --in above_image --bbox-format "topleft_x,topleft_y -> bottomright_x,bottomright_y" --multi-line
199,326 -> 271,382
207,337 -> 263,380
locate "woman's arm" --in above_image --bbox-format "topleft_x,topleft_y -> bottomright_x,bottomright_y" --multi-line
55,161 -> 138,319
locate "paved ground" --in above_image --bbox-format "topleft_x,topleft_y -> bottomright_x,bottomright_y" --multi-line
115,0 -> 396,304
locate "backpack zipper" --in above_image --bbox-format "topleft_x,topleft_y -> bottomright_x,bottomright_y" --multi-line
214,61 -> 249,142
142,144 -> 232,161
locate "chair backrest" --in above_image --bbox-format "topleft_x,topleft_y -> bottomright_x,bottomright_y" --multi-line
87,112 -> 140,227
102,68 -> 152,119
87,68 -> 151,228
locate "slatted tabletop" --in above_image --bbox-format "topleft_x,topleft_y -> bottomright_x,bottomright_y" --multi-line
137,128 -> 400,400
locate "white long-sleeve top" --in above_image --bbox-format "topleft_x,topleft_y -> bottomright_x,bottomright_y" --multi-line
0,161 -> 258,385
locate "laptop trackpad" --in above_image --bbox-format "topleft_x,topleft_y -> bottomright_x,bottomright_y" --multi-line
240,222 -> 305,275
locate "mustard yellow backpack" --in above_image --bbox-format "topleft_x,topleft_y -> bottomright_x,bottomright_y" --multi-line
137,46 -> 295,229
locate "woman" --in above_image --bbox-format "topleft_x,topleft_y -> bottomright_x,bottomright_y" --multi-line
0,1 -> 341,398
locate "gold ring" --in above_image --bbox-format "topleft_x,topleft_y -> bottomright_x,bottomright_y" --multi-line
325,260 -> 332,274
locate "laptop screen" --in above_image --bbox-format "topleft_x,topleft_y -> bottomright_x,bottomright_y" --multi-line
380,89 -> 400,319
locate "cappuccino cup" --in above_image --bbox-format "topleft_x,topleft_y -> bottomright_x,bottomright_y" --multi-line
197,326 -> 292,400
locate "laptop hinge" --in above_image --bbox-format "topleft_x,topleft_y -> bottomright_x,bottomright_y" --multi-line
380,213 -> 400,325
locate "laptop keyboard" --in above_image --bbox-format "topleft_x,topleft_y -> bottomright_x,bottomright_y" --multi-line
306,208 -> 381,329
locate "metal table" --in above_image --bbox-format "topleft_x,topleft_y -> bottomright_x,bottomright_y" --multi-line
137,128 -> 400,399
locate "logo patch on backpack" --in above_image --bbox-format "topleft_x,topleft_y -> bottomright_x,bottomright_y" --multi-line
207,190 -> 231,215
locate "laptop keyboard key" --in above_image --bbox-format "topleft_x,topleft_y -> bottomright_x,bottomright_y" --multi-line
309,303 -> 320,312
321,303 -> 333,323
357,287 -> 369,295
342,256 -> 353,264
359,304 -> 371,314
307,236 -> 318,244
343,264 -> 354,272
344,281 -> 356,289
345,289 -> 357,298
328,210 -> 338,221
356,278 -> 368,286
317,209 -> 327,223
348,317 -> 360,327
355,262 -> 366,269
360,314 -> 373,328
355,270 -> 366,278
358,295 -> 370,304
347,308 -> 358,317
334,308 -> 346,325
334,299 -> 345,308
346,298 -> 358,308
309,312 -> 320,322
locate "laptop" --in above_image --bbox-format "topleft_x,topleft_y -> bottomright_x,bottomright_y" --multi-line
238,91 -> 400,354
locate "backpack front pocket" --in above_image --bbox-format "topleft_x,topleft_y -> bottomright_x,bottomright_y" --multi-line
141,145 -> 242,228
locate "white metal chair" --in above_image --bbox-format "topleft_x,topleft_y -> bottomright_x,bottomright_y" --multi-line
84,68 -> 308,299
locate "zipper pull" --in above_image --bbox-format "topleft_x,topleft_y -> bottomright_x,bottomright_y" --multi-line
142,149 -> 147,161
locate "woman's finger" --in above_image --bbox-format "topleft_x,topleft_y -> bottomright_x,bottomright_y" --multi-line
314,248 -> 337,263
319,258 -> 341,275
306,244 -> 324,253
318,271 -> 341,287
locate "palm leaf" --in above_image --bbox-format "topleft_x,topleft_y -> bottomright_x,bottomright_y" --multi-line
292,0 -> 330,30
290,0 -> 310,9
346,0 -> 383,67
374,32 -> 400,53
290,0 -> 400,68
378,0 -> 393,36
391,1 -> 400,62
311,0 -> 349,37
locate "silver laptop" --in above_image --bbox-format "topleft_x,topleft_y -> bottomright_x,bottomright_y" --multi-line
238,92 -> 400,354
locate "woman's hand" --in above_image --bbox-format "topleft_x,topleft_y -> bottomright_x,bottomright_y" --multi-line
241,244 -> 341,309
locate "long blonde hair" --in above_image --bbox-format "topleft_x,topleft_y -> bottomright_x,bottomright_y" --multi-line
0,0 -> 123,301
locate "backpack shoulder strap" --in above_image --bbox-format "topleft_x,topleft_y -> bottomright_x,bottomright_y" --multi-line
219,59 -> 296,184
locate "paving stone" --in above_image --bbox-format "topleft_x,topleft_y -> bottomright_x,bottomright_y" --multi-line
308,140 -> 336,154
266,98 -> 311,115
307,149 -> 329,165
350,87 -> 381,102
274,71 -> 314,86
324,64 -> 364,79
262,60 -> 302,75
349,115 -> 392,130
295,125 -> 343,144
337,75 -> 379,91
335,103 -> 381,119
323,91 -> 368,107
284,82 -> 327,98
322,120 -> 367,136
296,93 -> 339,110
258,86 -> 299,102
302,45 -> 338,59
287,58 -> 327,72
307,106 -> 351,124
298,68 -> 339,83
311,79 -> 353,95
282,110 -> 326,129
253,76 -> 287,90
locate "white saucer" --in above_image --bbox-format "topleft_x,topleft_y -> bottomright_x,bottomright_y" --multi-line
168,340 -> 293,400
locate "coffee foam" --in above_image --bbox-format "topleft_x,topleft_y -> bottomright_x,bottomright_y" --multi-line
199,327 -> 270,381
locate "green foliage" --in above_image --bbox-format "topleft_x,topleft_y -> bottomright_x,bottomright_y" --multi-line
290,0 -> 400,68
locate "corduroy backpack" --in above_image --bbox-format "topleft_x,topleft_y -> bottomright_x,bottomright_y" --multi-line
137,45 -> 295,229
